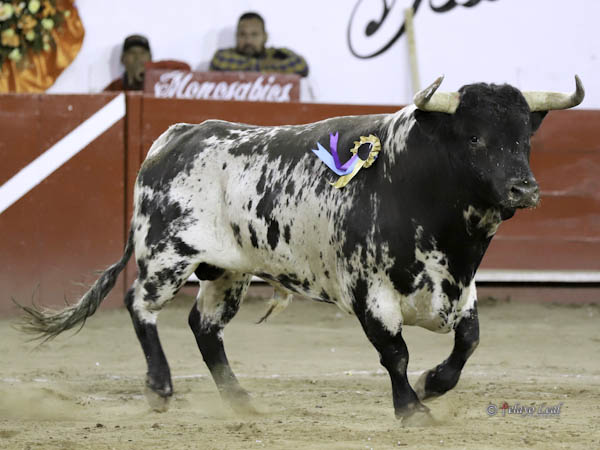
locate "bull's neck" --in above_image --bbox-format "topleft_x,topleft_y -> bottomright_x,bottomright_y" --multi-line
373,114 -> 499,283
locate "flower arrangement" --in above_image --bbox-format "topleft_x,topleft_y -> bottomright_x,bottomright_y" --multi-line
0,0 -> 67,67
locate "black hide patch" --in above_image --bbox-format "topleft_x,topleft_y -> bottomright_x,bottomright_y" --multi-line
256,171 -> 267,195
172,237 -> 199,257
138,123 -> 234,191
277,273 -> 302,292
285,180 -> 295,195
145,199 -> 186,248
230,223 -> 243,247
195,263 -> 225,281
143,281 -> 159,301
138,259 -> 148,280
248,223 -> 259,248
266,220 -> 280,250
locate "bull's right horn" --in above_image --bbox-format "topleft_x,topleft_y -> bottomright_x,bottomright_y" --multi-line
522,75 -> 585,112
413,75 -> 460,114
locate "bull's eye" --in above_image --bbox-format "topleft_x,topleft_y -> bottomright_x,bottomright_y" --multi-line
470,136 -> 479,144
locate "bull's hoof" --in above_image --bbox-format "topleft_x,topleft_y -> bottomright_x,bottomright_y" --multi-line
415,368 -> 459,402
395,402 -> 434,427
230,398 -> 259,416
144,385 -> 172,412
223,389 -> 259,416
400,408 -> 436,427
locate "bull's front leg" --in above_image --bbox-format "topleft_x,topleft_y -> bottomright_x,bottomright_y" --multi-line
354,286 -> 433,425
414,304 -> 479,401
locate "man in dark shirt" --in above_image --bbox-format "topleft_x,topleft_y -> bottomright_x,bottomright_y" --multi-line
210,12 -> 309,77
105,34 -> 191,91
105,34 -> 153,91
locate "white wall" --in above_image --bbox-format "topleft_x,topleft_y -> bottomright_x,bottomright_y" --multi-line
49,0 -> 599,108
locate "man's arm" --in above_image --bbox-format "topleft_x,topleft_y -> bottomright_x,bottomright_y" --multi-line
209,49 -> 259,72
259,48 -> 309,77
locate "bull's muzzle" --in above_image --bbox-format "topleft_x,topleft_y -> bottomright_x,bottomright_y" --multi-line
506,177 -> 540,208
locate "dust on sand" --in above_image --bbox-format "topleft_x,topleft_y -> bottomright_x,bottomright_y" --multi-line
1,289 -> 599,449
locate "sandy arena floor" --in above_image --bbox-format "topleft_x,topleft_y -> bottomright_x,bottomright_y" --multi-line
1,287 -> 599,449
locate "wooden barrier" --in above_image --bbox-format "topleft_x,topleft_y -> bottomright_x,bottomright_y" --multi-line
1,93 -> 598,315
0,94 -> 127,315
484,110 -> 600,271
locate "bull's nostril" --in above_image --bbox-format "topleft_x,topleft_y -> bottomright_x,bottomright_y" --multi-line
510,186 -> 523,196
508,178 -> 539,207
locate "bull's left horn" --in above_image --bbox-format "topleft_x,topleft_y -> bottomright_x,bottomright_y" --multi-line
413,75 -> 460,114
522,75 -> 585,112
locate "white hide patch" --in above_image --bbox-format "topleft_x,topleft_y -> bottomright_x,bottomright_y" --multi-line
399,227 -> 477,333
366,272 -> 403,335
195,273 -> 251,330
463,205 -> 502,237
146,123 -> 193,159
131,280 -> 158,325
347,222 -> 477,334
382,106 -> 416,182
343,206 -> 400,325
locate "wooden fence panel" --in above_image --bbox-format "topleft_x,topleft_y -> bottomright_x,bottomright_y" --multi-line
0,94 -> 126,315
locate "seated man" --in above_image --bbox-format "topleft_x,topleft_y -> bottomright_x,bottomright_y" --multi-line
210,12 -> 309,77
105,34 -> 190,91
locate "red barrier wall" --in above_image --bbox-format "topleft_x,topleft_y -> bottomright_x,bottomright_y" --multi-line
1,94 -> 598,316
0,94 -> 127,315
485,110 -> 600,270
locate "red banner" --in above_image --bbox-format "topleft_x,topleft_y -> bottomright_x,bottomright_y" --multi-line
144,70 -> 301,102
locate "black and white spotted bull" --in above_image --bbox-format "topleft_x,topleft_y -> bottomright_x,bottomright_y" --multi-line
18,75 -> 584,424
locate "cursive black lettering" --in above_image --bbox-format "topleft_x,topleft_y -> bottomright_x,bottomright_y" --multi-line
365,0 -> 393,36
430,0 -> 499,12
347,0 -> 423,59
347,0 -> 498,59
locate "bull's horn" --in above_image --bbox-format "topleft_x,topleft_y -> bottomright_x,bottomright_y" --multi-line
522,75 -> 585,112
413,75 -> 460,114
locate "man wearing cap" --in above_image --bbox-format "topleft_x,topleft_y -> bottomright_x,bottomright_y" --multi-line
104,34 -> 190,91
210,12 -> 309,77
105,34 -> 152,91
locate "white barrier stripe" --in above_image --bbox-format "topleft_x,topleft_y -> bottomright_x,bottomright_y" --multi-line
0,93 -> 126,215
188,271 -> 600,284
476,269 -> 600,283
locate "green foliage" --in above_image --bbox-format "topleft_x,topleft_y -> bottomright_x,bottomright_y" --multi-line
0,0 -> 66,67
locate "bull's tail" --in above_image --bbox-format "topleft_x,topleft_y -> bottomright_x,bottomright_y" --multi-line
15,229 -> 135,342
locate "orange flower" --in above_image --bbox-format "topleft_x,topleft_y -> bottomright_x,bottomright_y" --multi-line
1,28 -> 20,47
18,14 -> 37,33
41,0 -> 55,17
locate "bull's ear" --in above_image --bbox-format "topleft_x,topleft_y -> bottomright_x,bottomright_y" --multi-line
530,111 -> 548,134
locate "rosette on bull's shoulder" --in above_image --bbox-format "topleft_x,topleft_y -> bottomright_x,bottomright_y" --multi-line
311,132 -> 381,188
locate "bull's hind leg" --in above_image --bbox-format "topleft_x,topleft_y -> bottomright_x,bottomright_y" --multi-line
414,305 -> 479,401
188,270 -> 253,413
125,260 -> 196,412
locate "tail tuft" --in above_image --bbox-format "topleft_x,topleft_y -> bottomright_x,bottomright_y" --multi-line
13,231 -> 134,343
13,296 -> 92,343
